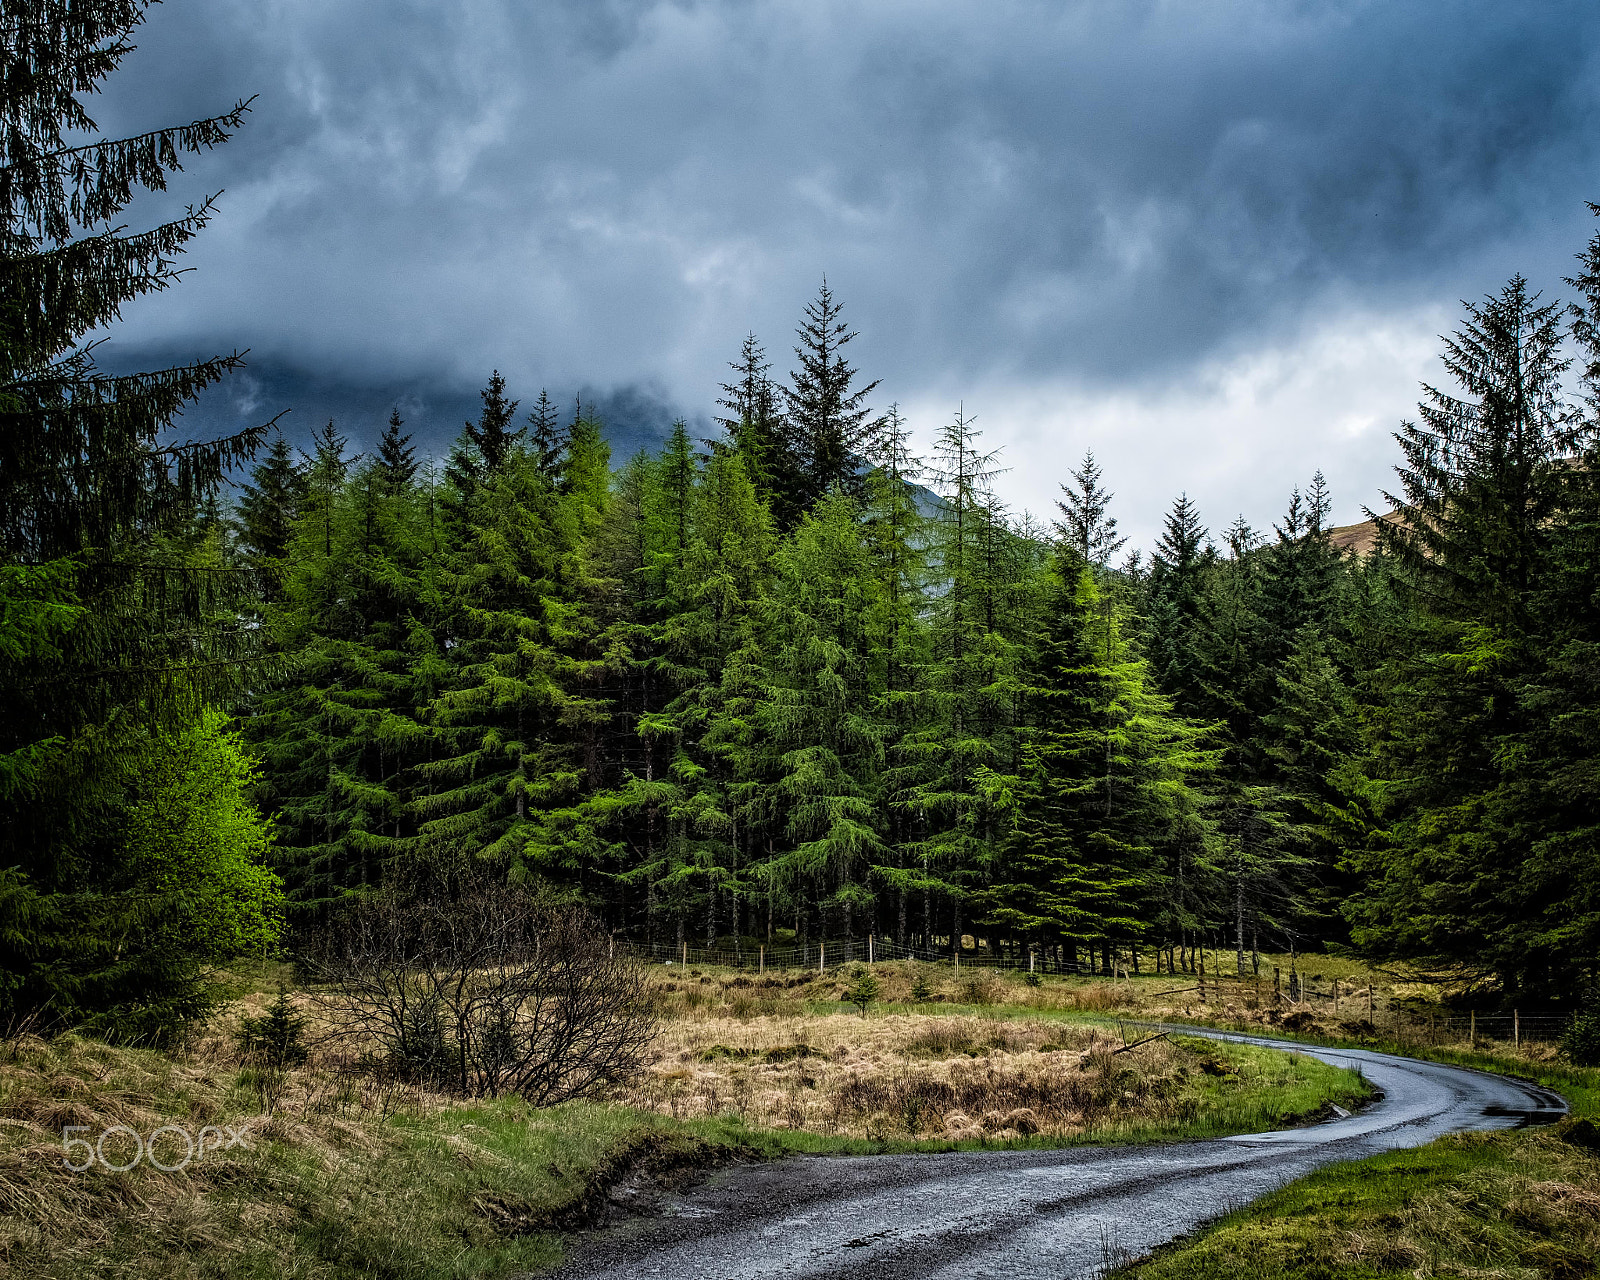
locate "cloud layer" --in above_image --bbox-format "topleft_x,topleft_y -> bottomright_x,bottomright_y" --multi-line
93,0 -> 1600,546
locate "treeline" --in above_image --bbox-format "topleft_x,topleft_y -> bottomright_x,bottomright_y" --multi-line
233,254 -> 1600,1006
5,6 -> 1598,1051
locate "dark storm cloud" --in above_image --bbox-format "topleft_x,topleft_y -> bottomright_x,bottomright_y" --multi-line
92,0 -> 1600,470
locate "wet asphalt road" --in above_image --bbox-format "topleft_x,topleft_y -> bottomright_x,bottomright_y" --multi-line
549,1029 -> 1566,1280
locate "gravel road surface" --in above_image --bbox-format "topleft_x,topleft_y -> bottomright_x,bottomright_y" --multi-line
551,1029 -> 1566,1280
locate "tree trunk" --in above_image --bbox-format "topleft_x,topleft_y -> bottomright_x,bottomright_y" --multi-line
1235,877 -> 1246,977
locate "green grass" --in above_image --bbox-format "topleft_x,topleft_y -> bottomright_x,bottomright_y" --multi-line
1121,1124 -> 1600,1280
1115,1032 -> 1600,1280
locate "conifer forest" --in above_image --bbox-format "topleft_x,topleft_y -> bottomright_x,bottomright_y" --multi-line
5,1 -> 1600,1047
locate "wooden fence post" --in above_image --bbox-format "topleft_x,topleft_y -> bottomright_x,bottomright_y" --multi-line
759,945 -> 765,974
869,934 -> 874,965
819,942 -> 825,974
1367,984 -> 1374,1021
1333,979 -> 1339,1013
682,941 -> 687,966
1198,955 -> 1206,1002
1514,1009 -> 1520,1051
1470,1009 -> 1476,1048
1029,950 -> 1036,974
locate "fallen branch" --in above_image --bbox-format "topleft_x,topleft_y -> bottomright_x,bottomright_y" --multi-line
1113,1033 -> 1169,1055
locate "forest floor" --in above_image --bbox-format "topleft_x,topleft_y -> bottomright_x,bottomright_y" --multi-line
0,957 -> 1376,1280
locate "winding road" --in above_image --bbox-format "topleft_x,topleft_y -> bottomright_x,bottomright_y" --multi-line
551,1029 -> 1566,1280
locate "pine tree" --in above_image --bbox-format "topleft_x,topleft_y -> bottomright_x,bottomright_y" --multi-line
861,407 -> 932,942
445,371 -> 524,497
750,491 -> 889,940
235,434 -> 307,600
1054,451 -> 1127,570
1146,494 -> 1213,717
1343,275 -> 1593,1001
1260,472 -> 1344,648
1374,276 -> 1568,629
528,388 -> 567,483
718,333 -> 798,521
991,555 -> 1213,965
785,281 -> 882,509
378,408 -> 417,495
0,2 -> 280,1039
894,407 -> 1018,953
251,423 -> 430,910
417,434 -> 582,873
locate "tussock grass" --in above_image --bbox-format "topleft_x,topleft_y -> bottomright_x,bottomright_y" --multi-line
0,1031 -> 721,1279
614,1010 -> 1371,1146
0,959 -> 1378,1278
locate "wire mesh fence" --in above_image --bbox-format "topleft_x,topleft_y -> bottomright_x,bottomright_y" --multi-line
623,935 -> 1575,1050
624,935 -> 1100,975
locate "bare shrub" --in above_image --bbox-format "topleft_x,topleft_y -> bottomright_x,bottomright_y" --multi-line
305,873 -> 656,1106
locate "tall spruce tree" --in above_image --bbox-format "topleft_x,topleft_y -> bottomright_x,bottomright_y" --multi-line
445,371 -> 523,498
785,281 -> 881,509
1055,451 -> 1127,570
1146,493 -> 1213,717
719,332 -> 798,522
0,2 -> 282,1039
235,434 -> 306,601
252,423 -> 429,912
1343,276 -> 1588,1000
991,553 -> 1212,968
528,388 -> 567,483
377,408 -> 417,495
895,407 -> 1019,952
749,491 -> 889,940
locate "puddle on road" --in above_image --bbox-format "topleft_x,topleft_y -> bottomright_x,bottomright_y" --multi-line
1482,1105 -> 1565,1127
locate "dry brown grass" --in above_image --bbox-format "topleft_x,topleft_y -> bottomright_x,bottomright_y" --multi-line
611,1007 -> 1343,1144
0,1027 -> 447,1274
653,955 -> 1565,1065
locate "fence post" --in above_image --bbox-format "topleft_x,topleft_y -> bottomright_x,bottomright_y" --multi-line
1029,949 -> 1036,974
1333,979 -> 1339,1013
819,942 -> 825,974
869,934 -> 874,965
1367,983 -> 1374,1021
1514,1009 -> 1520,1051
682,941 -> 687,966
1198,955 -> 1206,1002
1470,1009 -> 1475,1048
759,945 -> 765,974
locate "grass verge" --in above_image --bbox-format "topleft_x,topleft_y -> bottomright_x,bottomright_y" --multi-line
1114,1033 -> 1600,1280
0,999 -> 1370,1278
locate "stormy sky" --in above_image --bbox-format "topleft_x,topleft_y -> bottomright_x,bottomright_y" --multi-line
95,0 -> 1600,549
